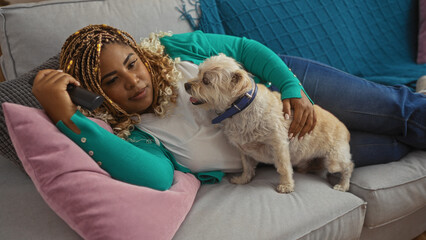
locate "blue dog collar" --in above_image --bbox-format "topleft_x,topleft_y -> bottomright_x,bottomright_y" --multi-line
212,81 -> 258,124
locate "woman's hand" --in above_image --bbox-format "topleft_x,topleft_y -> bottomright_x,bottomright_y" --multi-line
282,90 -> 316,140
32,69 -> 81,133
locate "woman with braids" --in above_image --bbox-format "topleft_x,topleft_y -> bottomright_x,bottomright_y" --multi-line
32,24 -> 426,191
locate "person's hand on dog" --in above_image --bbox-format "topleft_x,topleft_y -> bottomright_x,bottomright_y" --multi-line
282,90 -> 316,140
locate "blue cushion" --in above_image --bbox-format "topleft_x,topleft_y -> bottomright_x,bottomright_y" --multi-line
199,0 -> 426,88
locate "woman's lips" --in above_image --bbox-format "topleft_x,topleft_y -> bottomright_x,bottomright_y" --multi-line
129,88 -> 147,100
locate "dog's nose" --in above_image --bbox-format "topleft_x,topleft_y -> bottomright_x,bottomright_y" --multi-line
184,82 -> 192,91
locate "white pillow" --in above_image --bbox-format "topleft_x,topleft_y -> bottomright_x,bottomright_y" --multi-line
0,0 -> 196,81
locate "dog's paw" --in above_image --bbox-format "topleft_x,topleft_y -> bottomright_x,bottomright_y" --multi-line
333,184 -> 349,192
230,175 -> 251,185
276,184 -> 294,194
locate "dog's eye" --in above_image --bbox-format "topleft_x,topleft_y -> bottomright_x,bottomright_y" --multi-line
202,76 -> 210,85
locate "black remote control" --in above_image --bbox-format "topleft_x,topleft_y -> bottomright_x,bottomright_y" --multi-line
29,78 -> 104,111
66,84 -> 104,111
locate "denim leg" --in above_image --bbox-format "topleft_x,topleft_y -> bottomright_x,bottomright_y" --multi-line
279,55 -> 425,165
350,131 -> 412,167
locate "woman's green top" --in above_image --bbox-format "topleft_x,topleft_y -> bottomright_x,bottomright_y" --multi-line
57,111 -> 223,191
56,31 -> 312,191
160,30 -> 311,101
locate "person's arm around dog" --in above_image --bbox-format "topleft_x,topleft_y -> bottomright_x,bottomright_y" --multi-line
161,31 -> 316,140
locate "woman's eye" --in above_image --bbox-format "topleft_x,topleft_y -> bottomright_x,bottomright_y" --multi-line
106,77 -> 118,85
128,59 -> 137,69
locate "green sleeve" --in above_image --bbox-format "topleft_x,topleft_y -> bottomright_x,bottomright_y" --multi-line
56,111 -> 175,191
194,172 -> 225,184
129,129 -> 224,184
161,31 -> 313,103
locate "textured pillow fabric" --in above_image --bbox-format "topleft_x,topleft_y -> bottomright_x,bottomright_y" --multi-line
199,0 -> 425,88
0,54 -> 59,170
0,0 -> 194,81
418,0 -> 426,64
2,102 -> 200,240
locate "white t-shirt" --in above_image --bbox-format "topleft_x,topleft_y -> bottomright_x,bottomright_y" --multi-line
136,61 -> 242,173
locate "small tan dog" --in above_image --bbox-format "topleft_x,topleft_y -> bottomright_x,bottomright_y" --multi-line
184,54 -> 354,193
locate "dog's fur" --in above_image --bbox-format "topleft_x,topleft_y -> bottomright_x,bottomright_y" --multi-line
184,54 -> 354,193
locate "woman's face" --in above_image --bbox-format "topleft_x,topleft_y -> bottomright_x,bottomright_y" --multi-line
99,43 -> 153,114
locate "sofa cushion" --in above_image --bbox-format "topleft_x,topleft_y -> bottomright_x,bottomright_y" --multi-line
174,168 -> 367,240
3,102 -> 200,240
0,0 -> 194,81
418,0 -> 426,64
199,0 -> 426,89
0,55 -> 59,170
347,151 -> 426,229
360,205 -> 426,240
0,155 -> 80,240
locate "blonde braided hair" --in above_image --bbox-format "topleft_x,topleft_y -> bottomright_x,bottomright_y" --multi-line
59,24 -> 180,138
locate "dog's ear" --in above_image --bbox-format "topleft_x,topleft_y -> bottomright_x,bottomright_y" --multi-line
231,71 -> 242,83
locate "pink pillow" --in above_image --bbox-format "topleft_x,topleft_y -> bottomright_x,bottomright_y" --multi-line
418,0 -> 426,64
2,102 -> 200,240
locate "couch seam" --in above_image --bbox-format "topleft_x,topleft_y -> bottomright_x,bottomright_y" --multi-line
1,0 -> 104,10
0,0 -> 105,80
349,174 -> 426,191
364,203 -> 426,229
0,8 -> 17,79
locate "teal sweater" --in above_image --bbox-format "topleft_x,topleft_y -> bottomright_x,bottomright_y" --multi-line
161,31 -> 311,101
57,31 -> 311,190
57,111 -> 223,190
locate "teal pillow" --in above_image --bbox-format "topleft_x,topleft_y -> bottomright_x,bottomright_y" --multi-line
199,0 -> 425,88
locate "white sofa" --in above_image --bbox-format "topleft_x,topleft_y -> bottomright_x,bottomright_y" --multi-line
0,0 -> 425,239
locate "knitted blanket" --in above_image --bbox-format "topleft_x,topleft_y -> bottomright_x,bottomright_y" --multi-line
198,0 -> 426,89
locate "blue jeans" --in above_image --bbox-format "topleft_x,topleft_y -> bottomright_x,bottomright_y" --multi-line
279,55 -> 426,167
